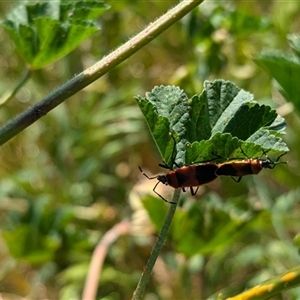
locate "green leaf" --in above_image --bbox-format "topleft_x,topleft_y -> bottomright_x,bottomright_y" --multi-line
254,52 -> 300,112
221,103 -> 276,140
136,85 -> 190,166
246,129 -> 288,154
287,33 -> 300,58
186,133 -> 243,163
1,1 -> 110,69
204,80 -> 246,133
140,193 -> 253,257
170,194 -> 253,256
136,80 -> 288,166
268,115 -> 287,132
141,195 -> 169,231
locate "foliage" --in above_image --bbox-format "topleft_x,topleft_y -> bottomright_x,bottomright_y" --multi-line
136,81 -> 287,167
1,1 -> 109,69
0,1 -> 299,300
137,80 -> 288,259
254,34 -> 300,114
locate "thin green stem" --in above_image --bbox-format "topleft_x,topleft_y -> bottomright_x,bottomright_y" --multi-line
0,67 -> 31,107
0,0 -> 203,145
132,189 -> 181,300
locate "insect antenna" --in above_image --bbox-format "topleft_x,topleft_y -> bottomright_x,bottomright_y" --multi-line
139,166 -> 159,180
264,152 -> 288,169
138,166 -> 176,204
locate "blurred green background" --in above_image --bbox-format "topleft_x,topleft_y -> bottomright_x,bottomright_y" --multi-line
0,1 -> 299,299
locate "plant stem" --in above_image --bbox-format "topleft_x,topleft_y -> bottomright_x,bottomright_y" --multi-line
211,265 -> 300,300
0,0 -> 203,145
82,220 -> 131,300
132,189 -> 181,300
0,67 -> 31,107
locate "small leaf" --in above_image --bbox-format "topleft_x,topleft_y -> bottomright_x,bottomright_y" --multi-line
1,1 -> 110,69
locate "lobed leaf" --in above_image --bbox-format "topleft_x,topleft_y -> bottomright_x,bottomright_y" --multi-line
136,80 -> 288,166
1,1 -> 110,69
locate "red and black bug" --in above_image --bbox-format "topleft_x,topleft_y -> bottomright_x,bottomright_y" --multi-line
215,151 -> 287,182
139,136 -> 218,203
139,163 -> 218,202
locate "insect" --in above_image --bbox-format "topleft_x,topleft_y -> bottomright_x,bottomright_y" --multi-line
139,163 -> 218,203
139,136 -> 218,203
215,152 -> 287,182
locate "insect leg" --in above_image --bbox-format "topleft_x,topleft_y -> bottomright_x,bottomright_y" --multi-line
152,181 -> 176,204
159,161 -> 173,170
190,186 -> 200,196
169,134 -> 182,169
231,176 -> 242,183
276,152 -> 287,161
240,146 -> 249,158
